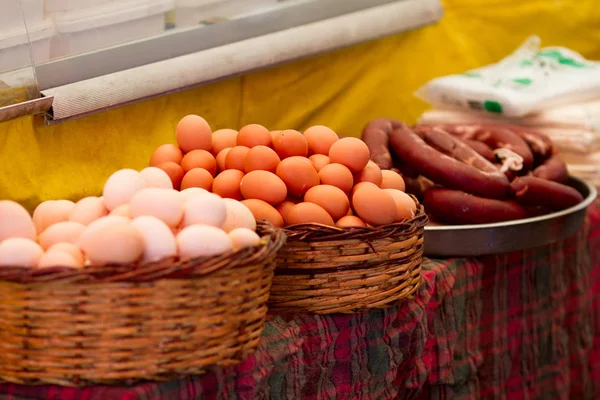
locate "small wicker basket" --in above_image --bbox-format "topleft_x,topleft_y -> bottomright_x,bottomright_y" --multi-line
0,222 -> 285,387
268,201 -> 428,314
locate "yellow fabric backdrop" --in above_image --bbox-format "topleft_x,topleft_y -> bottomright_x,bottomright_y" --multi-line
2,0 -> 600,210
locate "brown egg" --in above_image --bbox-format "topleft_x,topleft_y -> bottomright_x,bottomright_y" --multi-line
181,149 -> 217,175
318,163 -> 354,194
304,185 -> 349,221
383,189 -> 417,220
181,168 -> 214,191
212,169 -> 244,200
272,130 -> 308,159
244,145 -> 281,173
240,171 -> 287,205
38,221 -> 86,250
175,115 -> 212,153
303,125 -> 339,155
352,186 -> 397,226
350,182 -> 378,199
329,137 -> 370,172
241,199 -> 284,227
336,215 -> 367,228
69,197 -> 109,225
287,202 -> 334,226
270,130 -> 281,141
157,161 -> 185,190
149,144 -> 183,166
224,146 -> 250,171
211,129 -> 238,155
381,170 -> 406,191
216,148 -> 231,172
276,201 -> 296,225
237,124 -> 272,148
276,156 -> 320,197
354,161 -> 383,186
309,154 -> 330,172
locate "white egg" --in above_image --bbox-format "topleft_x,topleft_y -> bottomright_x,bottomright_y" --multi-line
129,188 -> 184,228
131,216 -> 178,263
229,228 -> 261,248
180,187 -> 209,203
140,167 -> 173,189
0,238 -> 44,267
221,198 -> 257,233
181,193 -> 227,228
102,169 -> 146,211
0,201 -> 37,243
177,225 -> 233,259
69,197 -> 109,225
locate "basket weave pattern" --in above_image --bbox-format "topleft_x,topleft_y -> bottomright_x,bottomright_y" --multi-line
0,223 -> 285,387
268,204 -> 428,314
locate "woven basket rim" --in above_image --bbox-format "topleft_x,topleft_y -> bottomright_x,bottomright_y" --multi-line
0,221 -> 285,284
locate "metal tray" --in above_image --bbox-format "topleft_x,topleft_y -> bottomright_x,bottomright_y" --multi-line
423,176 -> 598,257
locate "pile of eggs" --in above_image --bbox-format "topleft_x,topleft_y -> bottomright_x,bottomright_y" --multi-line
149,115 -> 417,228
0,168 -> 259,269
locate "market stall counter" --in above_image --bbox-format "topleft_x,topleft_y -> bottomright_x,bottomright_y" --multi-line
2,199 -> 597,399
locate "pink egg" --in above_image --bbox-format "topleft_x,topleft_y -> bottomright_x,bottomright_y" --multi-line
69,197 -> 108,225
78,216 -> 131,249
38,221 -> 86,250
80,221 -> 144,266
129,188 -> 184,228
46,243 -> 85,265
131,216 -> 178,262
0,201 -> 36,243
32,200 -> 75,233
110,204 -> 131,218
140,167 -> 173,189
102,169 -> 146,211
0,238 -> 43,267
38,251 -> 83,269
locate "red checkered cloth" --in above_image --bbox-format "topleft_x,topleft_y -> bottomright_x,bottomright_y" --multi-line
1,201 -> 599,400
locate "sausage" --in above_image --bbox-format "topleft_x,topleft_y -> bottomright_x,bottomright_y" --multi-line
361,118 -> 405,170
464,140 -> 496,162
465,127 -> 534,173
424,187 -> 528,224
510,176 -> 583,210
532,156 -> 569,184
432,123 -> 554,166
389,126 -> 510,199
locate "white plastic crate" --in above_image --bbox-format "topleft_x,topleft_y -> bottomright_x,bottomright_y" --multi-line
48,0 -> 173,58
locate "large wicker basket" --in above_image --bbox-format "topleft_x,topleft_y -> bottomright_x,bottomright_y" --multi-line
268,201 -> 428,314
0,222 -> 285,387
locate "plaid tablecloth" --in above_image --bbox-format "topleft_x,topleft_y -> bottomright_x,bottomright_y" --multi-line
1,201 -> 599,400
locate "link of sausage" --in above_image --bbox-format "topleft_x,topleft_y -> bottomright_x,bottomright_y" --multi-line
424,187 -> 528,224
510,176 -> 583,211
389,126 -> 510,199
532,156 -> 569,184
360,118 -> 405,170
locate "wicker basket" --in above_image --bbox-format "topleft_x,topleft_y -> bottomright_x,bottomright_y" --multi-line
268,201 -> 428,314
0,222 -> 285,387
